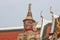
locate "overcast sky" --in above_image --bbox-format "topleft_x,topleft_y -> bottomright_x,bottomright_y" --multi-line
0,0 -> 60,27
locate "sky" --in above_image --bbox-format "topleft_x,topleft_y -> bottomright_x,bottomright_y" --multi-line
0,0 -> 60,28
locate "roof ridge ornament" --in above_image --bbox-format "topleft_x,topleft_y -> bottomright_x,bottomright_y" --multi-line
40,11 -> 43,18
50,6 -> 54,14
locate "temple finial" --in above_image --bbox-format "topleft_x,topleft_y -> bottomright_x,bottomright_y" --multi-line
50,6 -> 54,14
50,6 -> 52,11
40,11 -> 43,18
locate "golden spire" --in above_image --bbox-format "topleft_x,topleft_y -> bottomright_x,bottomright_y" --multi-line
26,3 -> 33,19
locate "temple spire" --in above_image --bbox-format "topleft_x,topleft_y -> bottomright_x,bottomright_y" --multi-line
26,3 -> 33,19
